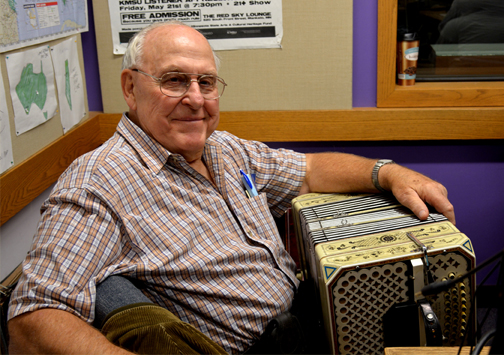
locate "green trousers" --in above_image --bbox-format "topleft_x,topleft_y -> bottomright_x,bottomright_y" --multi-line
101,303 -> 228,355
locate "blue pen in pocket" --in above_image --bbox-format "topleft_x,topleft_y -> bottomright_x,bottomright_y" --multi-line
240,169 -> 259,197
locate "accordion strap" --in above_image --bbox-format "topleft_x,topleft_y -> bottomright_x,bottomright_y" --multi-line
418,298 -> 443,346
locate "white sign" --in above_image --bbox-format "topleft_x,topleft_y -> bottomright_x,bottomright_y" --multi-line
51,37 -> 86,134
107,0 -> 282,54
0,64 -> 14,173
5,45 -> 58,136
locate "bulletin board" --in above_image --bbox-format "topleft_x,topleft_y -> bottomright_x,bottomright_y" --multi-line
0,35 -> 89,171
91,0 -> 354,113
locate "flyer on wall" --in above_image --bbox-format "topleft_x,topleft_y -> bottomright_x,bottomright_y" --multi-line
108,0 -> 282,54
0,0 -> 88,53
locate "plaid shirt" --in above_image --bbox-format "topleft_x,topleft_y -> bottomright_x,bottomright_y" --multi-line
9,114 -> 306,353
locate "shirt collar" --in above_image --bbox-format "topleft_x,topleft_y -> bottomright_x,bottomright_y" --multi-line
117,113 -> 171,175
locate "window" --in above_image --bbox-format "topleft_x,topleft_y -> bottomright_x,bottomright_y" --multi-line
377,0 -> 504,108
397,0 -> 504,82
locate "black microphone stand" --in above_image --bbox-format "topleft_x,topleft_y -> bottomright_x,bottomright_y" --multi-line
488,253 -> 504,355
420,248 -> 504,297
419,248 -> 504,355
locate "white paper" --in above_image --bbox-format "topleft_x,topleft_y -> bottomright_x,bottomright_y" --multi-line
0,0 -> 89,53
0,65 -> 14,174
51,37 -> 86,133
5,45 -> 58,136
107,0 -> 283,54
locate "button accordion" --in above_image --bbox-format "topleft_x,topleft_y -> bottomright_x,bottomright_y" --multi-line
291,193 -> 476,355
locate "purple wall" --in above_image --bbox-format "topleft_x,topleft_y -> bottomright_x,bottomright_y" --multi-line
81,0 -> 102,111
80,0 -> 504,284
353,0 -> 377,107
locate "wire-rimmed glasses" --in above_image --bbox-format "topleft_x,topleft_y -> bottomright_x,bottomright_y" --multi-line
132,69 -> 227,100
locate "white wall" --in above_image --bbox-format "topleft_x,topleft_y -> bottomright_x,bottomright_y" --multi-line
0,184 -> 54,280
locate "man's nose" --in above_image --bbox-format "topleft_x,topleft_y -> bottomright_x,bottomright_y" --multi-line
183,80 -> 205,106
188,80 -> 202,95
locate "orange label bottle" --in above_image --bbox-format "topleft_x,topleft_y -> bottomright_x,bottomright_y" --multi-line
397,33 -> 419,86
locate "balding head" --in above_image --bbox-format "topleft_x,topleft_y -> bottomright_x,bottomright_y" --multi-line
122,21 -> 220,71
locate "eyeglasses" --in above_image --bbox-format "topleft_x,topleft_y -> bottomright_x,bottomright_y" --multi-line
132,69 -> 227,100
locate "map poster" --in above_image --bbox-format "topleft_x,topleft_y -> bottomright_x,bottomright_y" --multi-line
107,0 -> 282,54
51,36 -> 85,134
5,45 -> 58,136
0,65 -> 14,174
0,0 -> 88,53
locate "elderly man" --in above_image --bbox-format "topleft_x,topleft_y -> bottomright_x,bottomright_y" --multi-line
7,21 -> 454,354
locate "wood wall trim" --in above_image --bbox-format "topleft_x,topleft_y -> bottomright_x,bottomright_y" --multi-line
0,113 -> 102,226
99,108 -> 504,143
377,0 -> 504,108
216,108 -> 504,141
2,108 -> 504,226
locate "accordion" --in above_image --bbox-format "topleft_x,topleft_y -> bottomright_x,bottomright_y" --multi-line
291,193 -> 476,355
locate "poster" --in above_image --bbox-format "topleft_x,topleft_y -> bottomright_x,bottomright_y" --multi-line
51,36 -> 86,133
107,0 -> 283,54
0,65 -> 14,173
5,45 -> 58,136
0,0 -> 88,53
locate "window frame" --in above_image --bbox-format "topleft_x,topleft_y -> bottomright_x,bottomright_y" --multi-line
377,0 -> 504,108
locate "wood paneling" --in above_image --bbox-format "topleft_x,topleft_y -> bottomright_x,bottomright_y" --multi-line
216,108 -> 504,141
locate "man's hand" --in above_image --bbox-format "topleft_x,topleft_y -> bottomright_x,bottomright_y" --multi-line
378,163 -> 455,224
301,153 -> 455,224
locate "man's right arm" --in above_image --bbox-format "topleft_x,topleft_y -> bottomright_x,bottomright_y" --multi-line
7,184 -> 128,354
8,308 -> 132,354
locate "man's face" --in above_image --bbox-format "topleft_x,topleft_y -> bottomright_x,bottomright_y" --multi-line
122,25 -> 220,163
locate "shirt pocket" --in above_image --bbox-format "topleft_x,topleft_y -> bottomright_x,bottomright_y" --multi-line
235,192 -> 282,244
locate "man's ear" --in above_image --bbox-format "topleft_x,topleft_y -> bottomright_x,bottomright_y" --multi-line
121,69 -> 137,111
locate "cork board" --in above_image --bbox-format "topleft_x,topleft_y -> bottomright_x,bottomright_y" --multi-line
92,0 -> 353,113
0,35 -> 89,170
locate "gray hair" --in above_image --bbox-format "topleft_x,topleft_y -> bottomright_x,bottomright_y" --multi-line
121,20 -> 221,71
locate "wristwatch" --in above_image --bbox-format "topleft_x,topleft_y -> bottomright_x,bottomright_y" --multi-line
372,159 -> 395,192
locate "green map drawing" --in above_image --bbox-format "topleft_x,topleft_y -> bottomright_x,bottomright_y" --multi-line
65,59 -> 72,110
8,0 -> 16,12
15,61 -> 48,116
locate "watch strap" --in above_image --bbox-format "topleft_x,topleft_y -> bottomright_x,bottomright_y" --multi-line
372,159 -> 395,192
